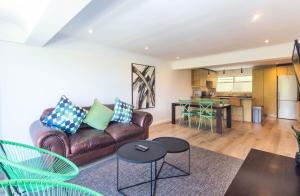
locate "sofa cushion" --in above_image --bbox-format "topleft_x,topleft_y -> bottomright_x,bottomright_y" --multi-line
111,98 -> 133,123
69,128 -> 115,155
42,95 -> 87,134
84,99 -> 114,131
105,122 -> 144,142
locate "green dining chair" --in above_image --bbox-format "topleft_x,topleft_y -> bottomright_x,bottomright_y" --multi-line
178,100 -> 197,127
197,100 -> 215,133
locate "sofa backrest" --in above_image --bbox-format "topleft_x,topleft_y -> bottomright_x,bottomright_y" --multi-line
40,105 -> 114,120
40,104 -> 115,130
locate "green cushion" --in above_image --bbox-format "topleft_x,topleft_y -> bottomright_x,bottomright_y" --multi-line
84,99 -> 114,131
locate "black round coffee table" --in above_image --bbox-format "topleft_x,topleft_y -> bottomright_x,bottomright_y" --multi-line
117,140 -> 166,196
153,137 -> 190,179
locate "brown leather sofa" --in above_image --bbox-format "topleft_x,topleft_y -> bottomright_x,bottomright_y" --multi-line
30,105 -> 153,166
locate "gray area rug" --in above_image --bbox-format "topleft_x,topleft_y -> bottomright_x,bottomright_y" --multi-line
70,146 -> 243,196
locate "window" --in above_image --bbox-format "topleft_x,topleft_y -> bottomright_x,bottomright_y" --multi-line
217,76 -> 252,92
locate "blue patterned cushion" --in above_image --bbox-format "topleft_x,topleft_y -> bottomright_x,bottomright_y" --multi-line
111,98 -> 133,123
42,95 -> 87,134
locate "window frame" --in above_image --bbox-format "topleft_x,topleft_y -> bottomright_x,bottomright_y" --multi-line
216,75 -> 252,93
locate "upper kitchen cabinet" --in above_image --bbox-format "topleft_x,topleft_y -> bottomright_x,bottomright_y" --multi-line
191,69 -> 216,88
207,70 -> 217,88
277,65 -> 295,76
191,69 -> 200,87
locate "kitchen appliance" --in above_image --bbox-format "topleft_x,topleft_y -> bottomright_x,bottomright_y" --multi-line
278,75 -> 298,119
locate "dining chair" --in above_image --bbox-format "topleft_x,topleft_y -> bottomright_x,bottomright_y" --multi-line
178,100 -> 196,127
197,100 -> 215,133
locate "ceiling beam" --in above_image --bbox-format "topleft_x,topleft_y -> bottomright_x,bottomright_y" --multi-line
25,0 -> 92,46
171,42 -> 294,70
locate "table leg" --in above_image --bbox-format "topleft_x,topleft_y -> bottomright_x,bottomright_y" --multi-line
117,159 -> 158,196
117,157 -> 119,191
172,103 -> 176,124
216,108 -> 223,134
226,106 -> 232,128
150,162 -> 152,196
188,148 -> 190,174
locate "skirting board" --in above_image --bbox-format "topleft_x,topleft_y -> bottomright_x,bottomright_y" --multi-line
151,117 -> 182,126
151,119 -> 171,126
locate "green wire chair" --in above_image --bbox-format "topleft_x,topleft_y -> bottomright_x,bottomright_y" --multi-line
178,100 -> 198,127
0,140 -> 79,181
197,100 -> 216,133
0,179 -> 102,196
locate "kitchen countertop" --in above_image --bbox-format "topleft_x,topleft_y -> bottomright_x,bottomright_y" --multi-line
218,96 -> 253,100
192,96 -> 253,100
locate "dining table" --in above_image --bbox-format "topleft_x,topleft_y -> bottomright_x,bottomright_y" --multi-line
171,102 -> 232,134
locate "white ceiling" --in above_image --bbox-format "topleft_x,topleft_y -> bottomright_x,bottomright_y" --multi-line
1,0 -> 300,62
59,0 -> 300,60
0,0 -> 91,45
0,0 -> 50,43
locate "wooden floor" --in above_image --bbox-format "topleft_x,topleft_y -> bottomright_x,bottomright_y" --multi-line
149,118 -> 299,160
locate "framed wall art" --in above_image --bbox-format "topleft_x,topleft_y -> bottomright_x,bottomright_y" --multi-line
131,63 -> 155,109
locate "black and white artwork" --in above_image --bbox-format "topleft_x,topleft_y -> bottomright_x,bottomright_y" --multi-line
132,63 -> 155,109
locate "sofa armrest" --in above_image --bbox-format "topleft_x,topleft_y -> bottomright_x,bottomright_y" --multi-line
132,111 -> 153,128
30,120 -> 70,157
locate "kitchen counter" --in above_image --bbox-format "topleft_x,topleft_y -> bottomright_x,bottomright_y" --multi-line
192,96 -> 253,100
218,96 -> 253,100
191,95 -> 253,122
218,96 -> 253,122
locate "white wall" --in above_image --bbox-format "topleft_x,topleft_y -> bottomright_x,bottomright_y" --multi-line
0,36 -> 191,144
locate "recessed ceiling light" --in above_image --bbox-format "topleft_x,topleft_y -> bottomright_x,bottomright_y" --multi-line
264,39 -> 270,44
144,46 -> 149,50
251,13 -> 261,22
88,28 -> 93,34
176,56 -> 180,59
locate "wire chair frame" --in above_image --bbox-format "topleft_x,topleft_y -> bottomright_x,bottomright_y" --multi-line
0,140 -> 79,181
0,179 -> 102,196
197,100 -> 215,132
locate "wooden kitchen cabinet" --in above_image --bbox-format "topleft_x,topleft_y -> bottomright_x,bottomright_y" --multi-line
263,66 -> 277,117
276,66 -> 288,76
252,68 -> 264,106
277,65 -> 294,76
191,69 -> 199,87
200,69 -> 207,87
207,71 -> 217,88
253,65 -> 295,118
191,69 -> 213,87
287,65 -> 295,75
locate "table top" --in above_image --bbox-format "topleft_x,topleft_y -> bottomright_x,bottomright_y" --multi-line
117,140 -> 166,164
172,102 -> 231,109
225,149 -> 300,196
153,137 -> 190,153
